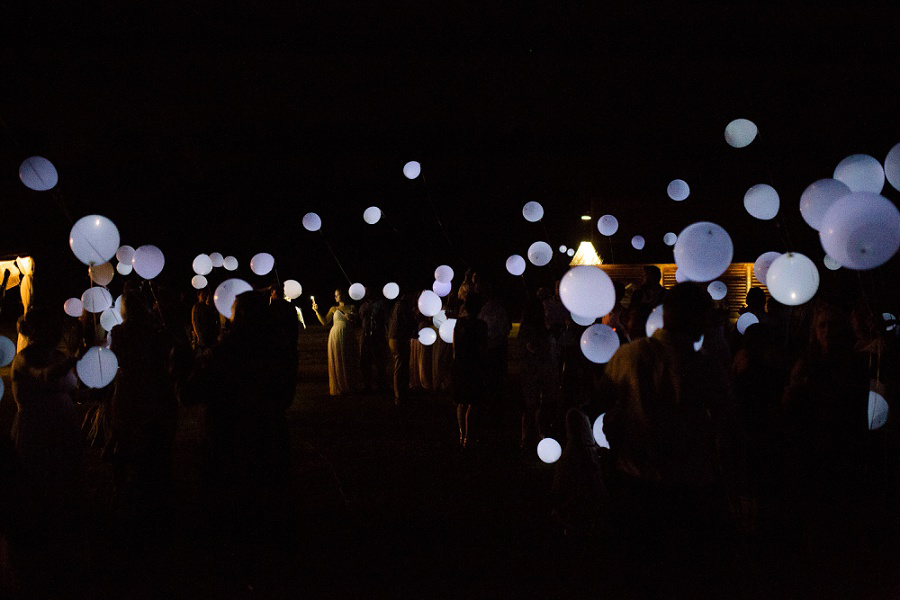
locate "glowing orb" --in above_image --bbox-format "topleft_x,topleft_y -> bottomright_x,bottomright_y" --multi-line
250,253 -> 274,276
363,206 -> 382,224
19,156 -> 58,191
214,278 -> 253,319
598,215 -> 619,236
753,252 -> 782,286
869,391 -> 889,430
744,184 -> 780,220
724,118 -> 758,148
77,346 -> 118,389
522,201 -> 544,222
823,254 -> 841,271
592,414 -> 609,448
302,212 -> 322,231
349,283 -> 366,301
193,254 -> 213,276
209,252 -> 224,267
383,282 -> 400,300
434,265 -> 454,283
82,287 -> 112,313
116,262 -> 132,276
819,192 -> 900,270
580,324 -> 620,364
433,310 -> 448,328
766,253 -> 819,306
116,245 -> 135,264
89,262 -> 115,286
100,307 -> 123,332
673,221 -> 733,282
559,245 -> 567,253
132,245 -> 165,280
506,254 -> 526,276
537,438 -> 562,464
439,318 -> 457,343
667,179 -> 690,201
284,280 -> 303,299
663,232 -> 677,246
432,280 -> 452,297
800,179 -> 851,231
403,161 -> 421,179
834,154 -> 885,194
559,265 -> 616,319
191,275 -> 208,289
418,328 -> 437,346
527,242 -> 553,267
70,215 -> 120,266
631,235 -> 645,250
736,312 -> 759,334
707,281 -> 727,301
645,304 -> 664,337
566,248 -> 575,257
0,336 -> 16,367
64,298 -> 83,318
418,290 -> 442,317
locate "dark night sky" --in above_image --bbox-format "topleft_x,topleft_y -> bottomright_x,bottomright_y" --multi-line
2,3 -> 899,309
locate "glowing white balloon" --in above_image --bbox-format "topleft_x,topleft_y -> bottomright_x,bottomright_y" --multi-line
209,252 -> 224,267
418,290 -> 442,317
522,201 -> 544,222
673,222 -> 733,282
823,254 -> 841,270
116,245 -> 135,264
736,312 -> 759,334
631,235 -> 645,250
753,252 -> 782,285
694,335 -> 705,352
214,278 -> 253,319
667,179 -> 690,201
766,253 -> 819,306
663,232 -> 677,246
580,324 -> 620,364
64,298 -> 83,318
597,215 -> 619,236
707,281 -> 727,301
284,280 -> 303,299
0,336 -> 16,367
70,215 -> 120,266
349,283 -> 366,301
559,265 -> 616,320
432,280 -> 452,297
383,282 -> 400,300
132,245 -> 165,279
883,313 -> 896,332
868,391 -> 889,430
434,265 -> 454,283
537,438 -> 562,464
439,318 -> 457,344
302,212 -> 322,231
191,275 -> 208,289
433,310 -> 448,329
819,192 -> 900,270
81,287 -> 112,313
885,143 -> 900,192
570,313 -> 596,326
19,156 -> 58,191
193,254 -> 213,276
506,255 -> 526,276
724,118 -> 758,148
403,161 -> 421,179
89,262 -> 115,286
559,245 -> 568,253
566,248 -> 575,257
834,154 -> 885,193
744,184 -> 780,220
100,307 -> 123,332
76,346 -> 118,389
527,242 -> 553,267
250,253 -> 274,276
645,304 -> 664,337
418,328 -> 437,346
363,206 -> 382,224
800,179 -> 851,231
592,414 -> 609,448
116,262 -> 132,276
223,256 -> 238,271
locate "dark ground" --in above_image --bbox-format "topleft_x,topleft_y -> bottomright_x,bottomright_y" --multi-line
2,326 -> 900,599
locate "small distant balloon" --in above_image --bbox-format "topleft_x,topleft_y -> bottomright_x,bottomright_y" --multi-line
193,254 -> 213,276
19,156 -> 58,191
800,179 -> 851,231
522,201 -> 544,222
673,222 -> 733,282
708,281 -> 727,301
81,287 -> 112,313
439,319 -> 457,344
537,438 -> 562,464
868,390 -> 889,430
766,253 -> 819,306
363,206 -> 382,224
819,192 -> 900,270
116,245 -> 135,264
64,298 -> 83,318
834,154 -> 885,194
580,324 -> 620,364
349,283 -> 366,301
89,262 -> 115,286
744,184 -> 780,220
559,245 -> 567,253
663,232 -> 677,246
209,252 -> 224,268
823,254 -> 841,271
559,265 -> 616,320
116,262 -> 133,276
527,242 -> 553,267
506,254 -> 526,276
736,312 -> 759,334
645,304 -> 664,337
724,118 -> 758,148
566,248 -> 575,257
418,328 -> 437,346
191,275 -> 208,289
667,179 -> 690,201
214,278 -> 253,319
433,310 -> 448,329
100,307 -> 123,332
434,265 -> 454,283
403,161 -> 421,179
418,290 -> 442,317
753,252 -> 782,285
0,336 -> 17,367
250,253 -> 274,276
592,414 -> 609,449
631,236 -> 645,250
597,215 -> 619,236
70,215 -> 120,266
302,212 -> 322,231
76,346 -> 118,389
432,280 -> 452,297
885,143 -> 900,192
132,245 -> 165,280
284,280 -> 303,299
223,256 -> 238,271
383,282 -> 400,300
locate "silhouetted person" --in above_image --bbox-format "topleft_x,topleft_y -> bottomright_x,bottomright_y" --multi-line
192,287 -> 220,352
551,408 -> 606,536
519,297 -> 556,448
388,288 -> 417,405
358,291 -> 389,392
629,265 -> 666,314
452,293 -> 487,448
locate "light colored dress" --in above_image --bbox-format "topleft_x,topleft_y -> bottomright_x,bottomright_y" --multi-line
328,309 -> 359,395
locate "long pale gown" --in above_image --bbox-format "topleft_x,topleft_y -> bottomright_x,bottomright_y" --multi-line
328,309 -> 360,395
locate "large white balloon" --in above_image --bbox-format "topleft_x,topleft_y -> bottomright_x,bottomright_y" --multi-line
363,206 -> 382,224
89,262 -> 115,286
537,438 -> 562,464
707,281 -> 727,301
76,346 -> 118,389
19,156 -> 58,191
667,179 -> 690,201
744,184 -> 780,220
349,283 -> 366,301
302,212 -> 322,231
284,280 -> 303,299
214,278 -> 253,319
439,318 -> 457,344
116,245 -> 135,264
383,282 -> 400,300
766,253 -> 819,306
100,307 -> 123,332
753,251 -> 782,285
522,201 -> 544,222
885,143 -> 900,192
223,256 -> 238,271
209,252 -> 224,267
0,336 -> 16,367
403,161 -> 421,179
559,266 -> 616,320
834,154 -> 885,193
70,215 -> 120,266
800,179 -> 851,231
597,215 -> 619,236
645,304 -> 664,337
193,254 -> 213,276
432,280 -> 452,297
250,253 -> 275,276
736,312 -> 759,334
819,192 -> 900,270
631,235 -> 645,250
434,265 -> 454,283
527,241 -> 553,266
191,275 -> 208,289
592,414 -> 609,449
868,391 -> 889,430
580,324 -> 620,364
418,328 -> 437,346
673,222 -> 733,282
506,254 -> 526,276
663,232 -> 677,246
418,290 -> 442,317
724,118 -> 758,148
132,245 -> 165,279
64,298 -> 83,318
82,287 -> 113,313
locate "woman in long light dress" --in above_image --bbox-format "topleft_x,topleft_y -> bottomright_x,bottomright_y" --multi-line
314,289 -> 360,395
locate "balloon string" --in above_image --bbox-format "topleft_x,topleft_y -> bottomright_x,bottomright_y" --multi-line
540,219 -> 554,248
757,130 -> 796,254
381,210 -> 441,268
319,231 -> 352,285
419,172 -> 456,253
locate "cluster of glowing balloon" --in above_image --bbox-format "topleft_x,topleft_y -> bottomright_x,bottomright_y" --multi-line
744,184 -> 780,220
663,232 -> 677,246
403,161 -> 421,179
70,215 -> 120,266
383,282 -> 400,300
868,391 -> 889,430
191,275 -> 208,289
418,328 -> 437,346
434,265 -> 454,283
439,319 -> 456,344
82,287 -> 113,313
418,290 -> 442,317
667,179 -> 690,201
209,252 -> 224,268
592,414 -> 609,448
223,256 -> 238,271
432,310 -> 448,329
566,248 -> 575,257
89,262 -> 115,286
580,324 -> 620,364
631,236 -> 645,250
284,280 -> 303,299
885,143 -> 900,192
250,253 -> 274,276
834,154 -> 884,193
193,254 -> 213,275
707,281 -> 727,301
432,280 -> 451,297
116,245 -> 135,264
537,438 -> 562,464
302,212 -> 322,231
724,118 -> 758,148
214,278 -> 253,319
348,283 -> 366,301
819,192 -> 900,270
823,254 -> 841,271
64,298 -> 83,318
527,242 -> 553,267
506,254 -> 526,276
753,251 -> 781,285
673,222 -> 733,282
76,346 -> 118,389
100,307 -> 123,332
799,179 -> 851,231
522,201 -> 544,222
736,312 -> 759,334
559,266 -> 616,320
0,336 -> 16,367
645,304 -> 664,337
19,156 -> 58,191
559,245 -> 567,253
363,206 -> 382,224
766,253 -> 819,305
132,245 -> 165,279
597,215 -> 619,236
